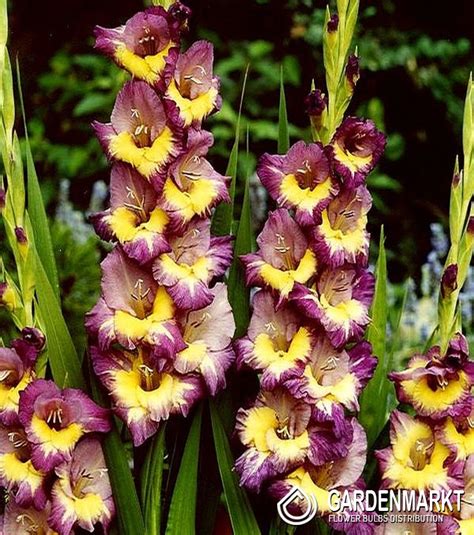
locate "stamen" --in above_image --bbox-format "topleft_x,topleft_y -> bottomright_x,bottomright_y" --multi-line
8,431 -> 28,449
0,370 -> 12,381
46,407 -> 63,426
320,356 -> 338,372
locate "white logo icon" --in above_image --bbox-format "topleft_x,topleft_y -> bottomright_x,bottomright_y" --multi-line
277,486 -> 318,526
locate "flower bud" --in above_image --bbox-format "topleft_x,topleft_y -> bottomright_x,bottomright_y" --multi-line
327,13 -> 339,33
21,326 -> 46,351
345,53 -> 360,91
440,263 -> 458,298
0,281 -> 18,311
304,89 -> 327,132
0,188 -> 5,211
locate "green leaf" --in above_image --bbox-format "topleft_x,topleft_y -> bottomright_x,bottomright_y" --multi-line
210,400 -> 261,535
227,158 -> 253,338
34,250 -> 85,390
141,424 -> 166,535
165,405 -> 203,535
359,227 -> 392,447
278,67 -> 290,154
89,370 -> 145,535
17,59 -> 59,296
211,66 -> 249,236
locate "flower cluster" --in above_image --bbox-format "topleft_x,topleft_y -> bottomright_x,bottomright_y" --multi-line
234,93 -> 386,529
86,3 -> 235,447
0,329 -> 114,534
376,333 -> 474,533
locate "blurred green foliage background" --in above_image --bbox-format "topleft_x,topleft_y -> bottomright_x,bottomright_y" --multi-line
3,0 -> 474,352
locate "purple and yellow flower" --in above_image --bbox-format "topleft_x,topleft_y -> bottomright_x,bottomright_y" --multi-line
328,117 -> 386,188
93,80 -> 181,189
85,248 -> 185,358
376,411 -> 464,492
0,425 -> 47,509
389,335 -> 474,420
457,454 -> 474,533
257,141 -> 338,227
241,209 -> 317,304
90,163 -> 170,264
0,328 -> 44,426
165,40 -> 221,126
2,499 -> 57,535
174,283 -> 235,394
268,419 -> 367,514
235,290 -> 314,389
235,388 -> 317,492
153,218 -> 232,310
291,264 -> 374,347
94,6 -> 185,87
285,336 -> 376,421
49,438 -> 115,535
312,185 -> 371,267
159,128 -> 230,228
18,379 -> 110,472
91,345 -> 202,446
436,409 -> 474,462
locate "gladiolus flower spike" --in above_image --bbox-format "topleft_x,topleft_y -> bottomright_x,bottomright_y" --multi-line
87,1 -> 235,449
234,6 -> 385,530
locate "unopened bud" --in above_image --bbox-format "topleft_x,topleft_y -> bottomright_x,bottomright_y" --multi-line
0,281 -> 17,312
0,188 -> 5,211
14,226 -> 27,245
441,263 -> 458,298
327,13 -> 339,33
345,54 -> 360,91
305,89 -> 327,132
21,327 -> 46,351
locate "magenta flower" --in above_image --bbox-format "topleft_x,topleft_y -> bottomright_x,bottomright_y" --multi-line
284,336 -> 376,417
49,438 -> 115,535
174,283 -> 235,395
312,185 -> 371,267
235,290 -> 314,389
258,141 -> 338,226
2,499 -> 56,535
375,411 -> 464,493
91,163 -> 170,264
18,379 -> 110,472
291,264 -> 374,347
93,80 -> 182,189
165,40 -> 221,126
91,345 -> 203,446
268,419 -> 367,514
241,209 -> 317,304
160,128 -> 230,229
0,328 -> 45,426
94,5 -> 188,87
0,425 -> 47,509
328,117 -> 386,188
389,334 -> 474,420
153,218 -> 232,310
85,248 -> 185,359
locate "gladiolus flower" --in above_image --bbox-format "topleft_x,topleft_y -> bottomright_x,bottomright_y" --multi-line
153,218 -> 232,310
93,80 -> 181,189
86,248 -> 185,359
0,328 -> 44,426
174,283 -> 235,395
389,334 -> 474,420
0,425 -> 47,509
90,163 -> 170,264
436,409 -> 474,462
241,209 -> 317,304
94,5 -> 187,87
165,40 -> 221,126
312,185 -> 371,267
285,336 -> 376,422
235,290 -> 314,389
376,411 -> 464,492
257,141 -> 338,227
160,128 -> 230,228
268,419 -> 367,514
18,379 -> 110,472
328,117 -> 386,188
91,345 -> 202,446
292,264 -> 374,347
49,438 -> 115,535
2,499 -> 57,535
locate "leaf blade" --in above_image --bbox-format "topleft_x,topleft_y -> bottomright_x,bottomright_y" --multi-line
278,67 -> 290,154
210,400 -> 261,535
